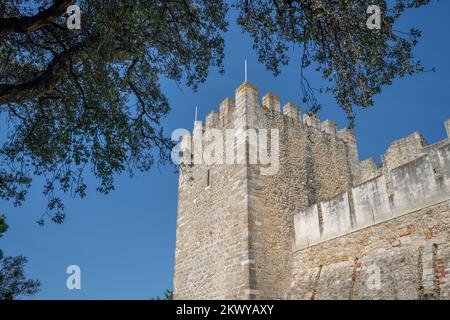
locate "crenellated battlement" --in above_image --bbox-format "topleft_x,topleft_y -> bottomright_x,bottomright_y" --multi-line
193,81 -> 357,146
294,126 -> 450,250
192,82 -> 450,190
189,82 -> 450,253
175,81 -> 450,300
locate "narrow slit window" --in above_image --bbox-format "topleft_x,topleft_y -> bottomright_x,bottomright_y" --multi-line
206,169 -> 211,187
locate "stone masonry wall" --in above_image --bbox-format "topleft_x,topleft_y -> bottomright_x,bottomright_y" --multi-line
173,161 -> 251,299
245,93 -> 357,299
290,117 -> 450,300
294,142 -> 450,250
288,200 -> 450,299
173,81 -> 450,300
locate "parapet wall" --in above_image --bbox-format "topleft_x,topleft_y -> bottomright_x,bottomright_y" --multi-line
189,83 -> 450,254
175,81 -> 450,300
294,134 -> 450,251
193,82 -> 363,177
195,83 -> 450,191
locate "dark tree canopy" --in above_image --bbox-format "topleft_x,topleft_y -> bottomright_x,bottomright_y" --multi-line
0,0 -> 432,222
0,0 -> 228,223
151,288 -> 173,300
0,254 -> 41,300
235,0 -> 432,123
0,214 -> 8,237
0,215 -> 40,300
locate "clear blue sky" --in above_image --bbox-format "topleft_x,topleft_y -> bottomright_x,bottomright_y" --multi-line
1,2 -> 449,299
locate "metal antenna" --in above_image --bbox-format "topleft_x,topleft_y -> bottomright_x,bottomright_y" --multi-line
195,106 -> 198,122
245,59 -> 248,82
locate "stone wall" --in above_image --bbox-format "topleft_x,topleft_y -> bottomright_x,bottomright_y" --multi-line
289,201 -> 450,300
173,161 -> 251,299
293,143 -> 450,250
290,118 -> 450,300
245,101 -> 355,299
173,81 -> 450,300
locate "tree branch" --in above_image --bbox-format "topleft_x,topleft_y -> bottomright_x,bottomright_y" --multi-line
0,0 -> 72,41
0,37 -> 98,105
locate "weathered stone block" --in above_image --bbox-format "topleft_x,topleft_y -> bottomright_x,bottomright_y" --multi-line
206,111 -> 219,127
174,81 -> 450,301
262,92 -> 280,112
303,112 -> 320,129
220,97 -> 235,115
283,102 -> 300,121
321,119 -> 337,135
445,119 -> 450,138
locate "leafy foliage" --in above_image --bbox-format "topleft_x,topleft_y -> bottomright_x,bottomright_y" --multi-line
0,254 -> 41,300
234,0 -> 432,125
151,289 -> 173,300
0,215 -> 40,300
0,0 -> 228,223
0,1 -> 433,222
0,213 -> 8,237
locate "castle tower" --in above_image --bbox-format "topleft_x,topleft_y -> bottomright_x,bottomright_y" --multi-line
173,82 -> 259,299
174,82 -> 450,300
173,82 -> 360,299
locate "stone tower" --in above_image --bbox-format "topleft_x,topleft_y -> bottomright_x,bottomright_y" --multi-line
173,82 -> 450,300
